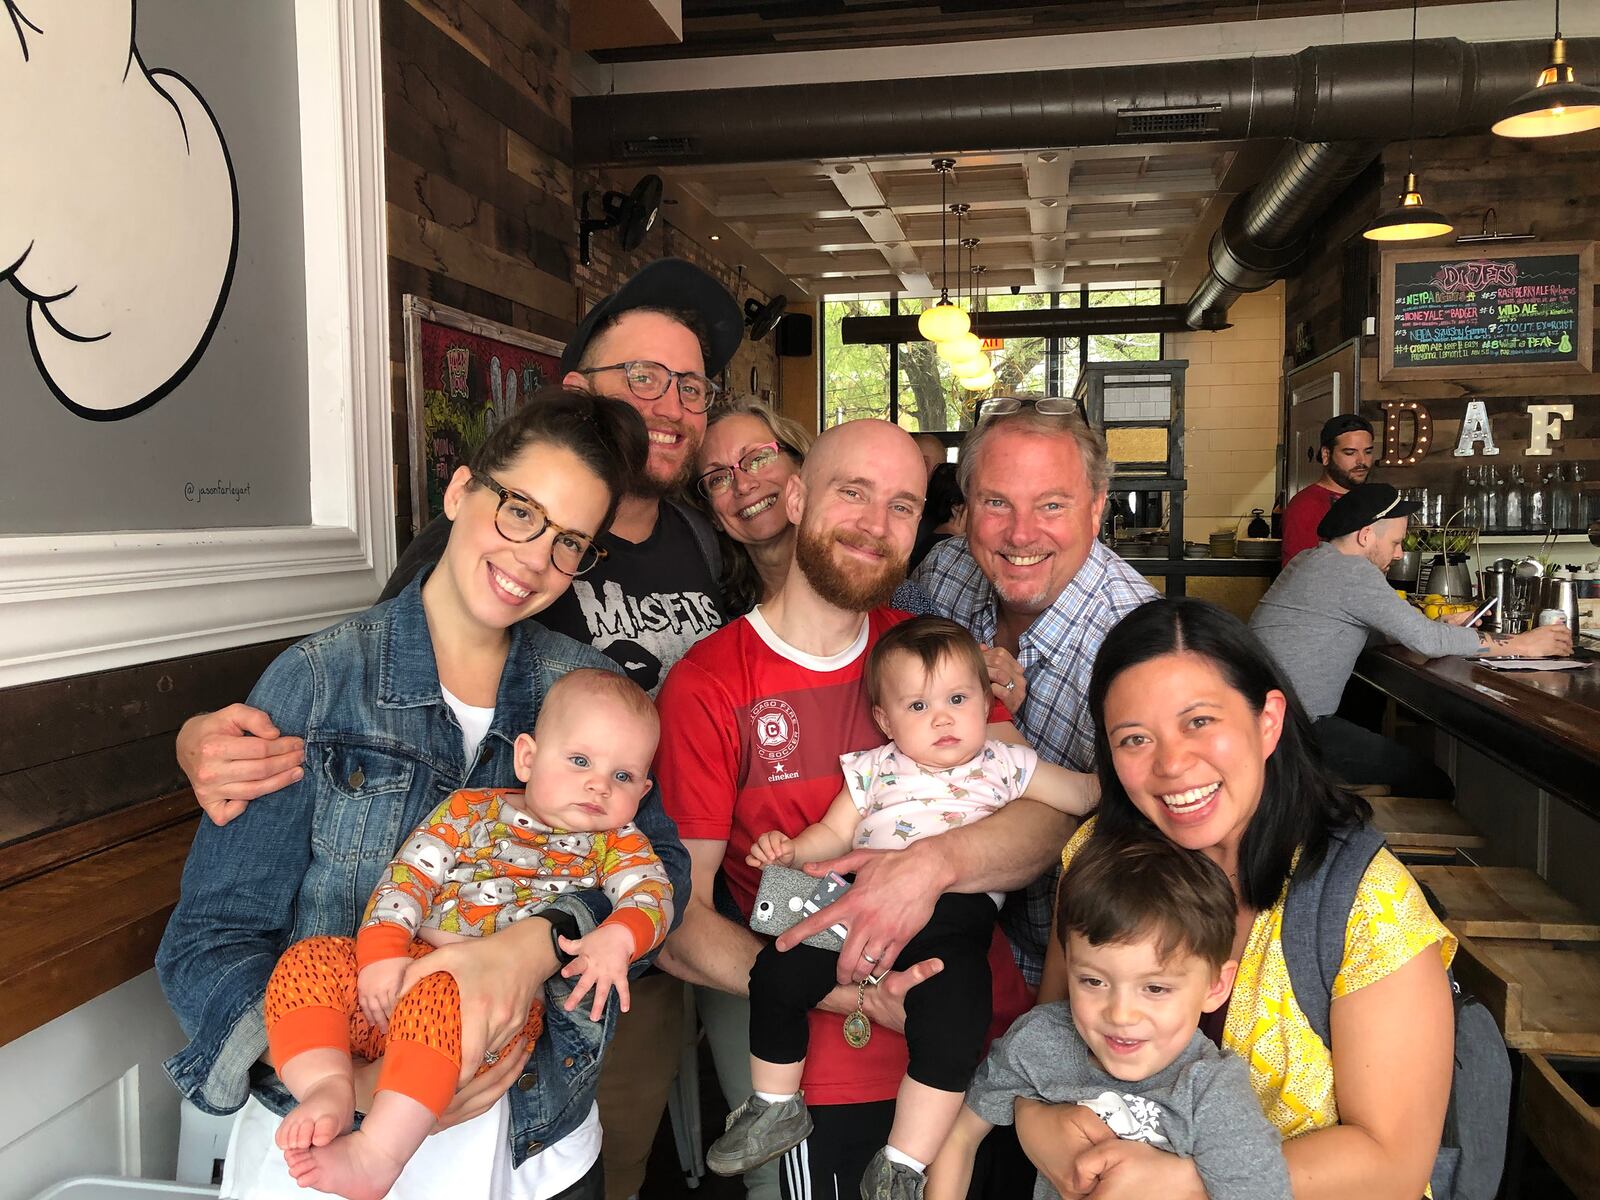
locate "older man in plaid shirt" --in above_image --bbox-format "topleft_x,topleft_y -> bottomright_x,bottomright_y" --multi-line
909,407 -> 1156,984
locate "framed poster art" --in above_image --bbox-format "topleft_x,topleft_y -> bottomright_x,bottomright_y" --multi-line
0,0 -> 393,686
404,297 -> 565,532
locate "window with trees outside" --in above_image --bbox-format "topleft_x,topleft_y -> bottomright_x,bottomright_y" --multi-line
821,283 -> 1163,435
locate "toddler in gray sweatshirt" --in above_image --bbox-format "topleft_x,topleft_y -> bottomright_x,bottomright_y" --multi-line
927,834 -> 1290,1200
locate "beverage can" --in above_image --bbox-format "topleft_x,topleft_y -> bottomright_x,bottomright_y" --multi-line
1536,608 -> 1568,628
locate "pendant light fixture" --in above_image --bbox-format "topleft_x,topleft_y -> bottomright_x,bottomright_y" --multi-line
1493,0 -> 1600,138
917,160 -> 970,342
958,262 -> 993,390
939,215 -> 983,365
1364,4 -> 1453,243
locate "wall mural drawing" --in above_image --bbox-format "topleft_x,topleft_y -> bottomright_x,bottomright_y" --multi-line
1,0 -> 238,420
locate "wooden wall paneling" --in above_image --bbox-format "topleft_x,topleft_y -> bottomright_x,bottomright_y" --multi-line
0,821 -> 195,1046
0,640 -> 291,776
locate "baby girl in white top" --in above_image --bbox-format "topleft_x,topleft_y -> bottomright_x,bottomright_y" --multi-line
710,617 -> 1098,1200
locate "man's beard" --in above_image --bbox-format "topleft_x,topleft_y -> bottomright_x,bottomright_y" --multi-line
1326,460 -> 1370,491
794,522 -> 906,612
633,426 -> 702,499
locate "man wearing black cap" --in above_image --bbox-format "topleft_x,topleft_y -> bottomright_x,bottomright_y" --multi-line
379,257 -> 746,697
1279,413 -> 1376,565
1251,483 -> 1571,794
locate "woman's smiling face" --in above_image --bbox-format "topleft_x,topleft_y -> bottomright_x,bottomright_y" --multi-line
436,441 -> 611,632
1101,651 -> 1286,871
696,412 -> 799,547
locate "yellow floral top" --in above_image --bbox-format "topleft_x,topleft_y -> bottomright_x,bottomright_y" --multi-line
1060,822 -> 1456,1138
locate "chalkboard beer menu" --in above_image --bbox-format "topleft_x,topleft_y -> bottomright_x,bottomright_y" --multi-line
1379,241 -> 1593,380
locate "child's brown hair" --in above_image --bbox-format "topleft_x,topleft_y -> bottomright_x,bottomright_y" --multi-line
1056,832 -> 1236,971
865,616 -> 989,709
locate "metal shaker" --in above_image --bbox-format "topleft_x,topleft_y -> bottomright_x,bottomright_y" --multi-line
1480,565 -> 1514,632
1540,574 -> 1581,639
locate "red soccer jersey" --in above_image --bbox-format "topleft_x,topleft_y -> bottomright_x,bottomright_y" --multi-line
1280,482 -> 1340,565
655,606 -> 1028,1105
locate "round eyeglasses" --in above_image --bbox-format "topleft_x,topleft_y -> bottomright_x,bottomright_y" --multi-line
696,441 -> 796,499
577,360 -> 721,414
471,472 -> 606,577
976,395 -> 1078,421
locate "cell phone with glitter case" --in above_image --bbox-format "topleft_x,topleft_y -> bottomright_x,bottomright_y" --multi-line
749,865 -> 850,951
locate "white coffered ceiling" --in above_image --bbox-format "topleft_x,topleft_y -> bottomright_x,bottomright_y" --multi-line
652,139 -> 1281,298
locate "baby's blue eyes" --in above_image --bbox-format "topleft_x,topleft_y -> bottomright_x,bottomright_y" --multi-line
613,771 -> 633,784
569,754 -> 590,768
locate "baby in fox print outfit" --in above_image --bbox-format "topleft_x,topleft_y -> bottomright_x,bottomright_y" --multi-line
263,669 -> 672,1200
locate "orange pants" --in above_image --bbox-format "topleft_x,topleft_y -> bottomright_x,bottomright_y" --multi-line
264,935 -> 544,1117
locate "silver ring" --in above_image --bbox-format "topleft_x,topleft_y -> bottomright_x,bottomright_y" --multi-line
1004,680 -> 1016,691
482,1049 -> 501,1066
862,953 -> 879,964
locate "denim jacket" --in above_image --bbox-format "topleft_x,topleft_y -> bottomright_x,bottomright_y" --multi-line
156,573 -> 690,1167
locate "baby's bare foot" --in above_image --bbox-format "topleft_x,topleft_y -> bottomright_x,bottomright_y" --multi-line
276,1076 -> 355,1151
286,1130 -> 405,1200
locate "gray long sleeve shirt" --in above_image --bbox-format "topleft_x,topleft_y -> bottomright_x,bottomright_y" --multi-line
1248,542 -> 1481,720
966,1003 -> 1290,1200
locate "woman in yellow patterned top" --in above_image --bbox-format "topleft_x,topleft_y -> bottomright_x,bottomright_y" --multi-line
1016,599 -> 1454,1200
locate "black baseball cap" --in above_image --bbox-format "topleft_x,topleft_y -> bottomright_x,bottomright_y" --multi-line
559,258 -> 744,378
1318,483 -> 1421,540
1320,413 -> 1374,449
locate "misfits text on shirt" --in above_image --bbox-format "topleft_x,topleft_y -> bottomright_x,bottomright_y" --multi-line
572,579 -> 722,694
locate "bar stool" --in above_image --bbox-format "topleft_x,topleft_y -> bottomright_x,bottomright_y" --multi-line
1515,1054 -> 1600,1199
1365,795 -> 1488,862
1411,866 -> 1600,943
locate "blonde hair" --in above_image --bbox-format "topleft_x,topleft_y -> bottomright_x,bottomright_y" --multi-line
694,398 -> 815,615
538,668 -> 659,740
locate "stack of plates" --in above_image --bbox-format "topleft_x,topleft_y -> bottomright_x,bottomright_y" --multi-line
1236,537 -> 1282,560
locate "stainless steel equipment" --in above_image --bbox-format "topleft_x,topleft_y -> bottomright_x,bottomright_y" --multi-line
1540,575 -> 1581,639
1422,554 -> 1474,599
1480,565 -> 1515,632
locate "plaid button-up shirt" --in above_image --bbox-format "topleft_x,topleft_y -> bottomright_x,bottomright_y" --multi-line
908,536 -> 1158,983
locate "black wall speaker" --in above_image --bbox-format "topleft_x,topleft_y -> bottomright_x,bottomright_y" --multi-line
776,312 -> 813,357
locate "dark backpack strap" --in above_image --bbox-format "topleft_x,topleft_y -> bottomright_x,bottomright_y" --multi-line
667,498 -> 723,583
1280,823 -> 1387,1049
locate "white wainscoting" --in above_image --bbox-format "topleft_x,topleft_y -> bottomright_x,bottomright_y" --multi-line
0,972 -> 185,1200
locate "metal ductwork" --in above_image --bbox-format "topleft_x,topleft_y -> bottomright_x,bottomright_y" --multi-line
574,35 -> 1597,327
574,38 -> 1597,166
1184,140 -> 1380,328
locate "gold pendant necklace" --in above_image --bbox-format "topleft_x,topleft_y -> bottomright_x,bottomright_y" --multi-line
843,979 -> 872,1049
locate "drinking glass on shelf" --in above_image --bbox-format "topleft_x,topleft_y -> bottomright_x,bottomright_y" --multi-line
1460,465 -> 1480,529
1528,464 -> 1550,532
1502,464 -> 1524,531
1550,463 -> 1574,532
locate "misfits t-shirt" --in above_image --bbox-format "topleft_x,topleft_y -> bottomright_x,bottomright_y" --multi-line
537,502 -> 725,695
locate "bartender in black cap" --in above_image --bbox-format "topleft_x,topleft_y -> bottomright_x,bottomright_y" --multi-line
1280,413 -> 1376,565
1250,483 -> 1572,795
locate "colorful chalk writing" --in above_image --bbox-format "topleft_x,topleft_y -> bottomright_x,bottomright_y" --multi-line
1390,252 -> 1583,369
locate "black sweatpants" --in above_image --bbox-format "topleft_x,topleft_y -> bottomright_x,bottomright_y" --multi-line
748,891 -> 996,1092
1314,714 -> 1454,798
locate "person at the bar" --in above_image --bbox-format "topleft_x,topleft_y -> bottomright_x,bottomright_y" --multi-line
1249,482 -> 1571,796
1279,414 -> 1375,564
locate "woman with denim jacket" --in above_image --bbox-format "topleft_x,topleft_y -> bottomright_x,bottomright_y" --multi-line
157,389 -> 692,1200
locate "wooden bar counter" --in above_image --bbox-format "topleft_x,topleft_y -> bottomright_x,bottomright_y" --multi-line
1354,646 -> 1600,819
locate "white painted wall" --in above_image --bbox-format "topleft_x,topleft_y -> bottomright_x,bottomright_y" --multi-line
0,973 -> 186,1200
